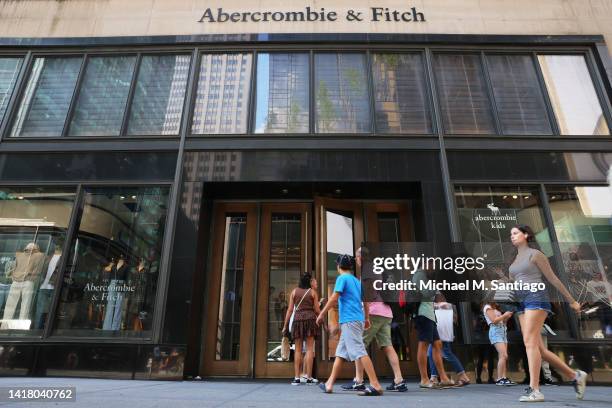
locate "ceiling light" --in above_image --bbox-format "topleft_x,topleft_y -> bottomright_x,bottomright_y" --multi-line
512,195 -> 518,199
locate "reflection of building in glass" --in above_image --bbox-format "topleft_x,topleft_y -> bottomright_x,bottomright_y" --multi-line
256,53 -> 309,133
563,153 -> 612,182
181,152 -> 243,221
161,55 -> 191,135
192,54 -> 252,134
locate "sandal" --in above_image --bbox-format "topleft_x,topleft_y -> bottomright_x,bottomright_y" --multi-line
357,385 -> 383,396
318,383 -> 333,394
438,380 -> 456,388
456,379 -> 471,387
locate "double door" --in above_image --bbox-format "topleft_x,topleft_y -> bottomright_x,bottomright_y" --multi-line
201,199 -> 415,378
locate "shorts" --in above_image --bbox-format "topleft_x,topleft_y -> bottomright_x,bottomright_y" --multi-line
515,290 -> 552,314
414,315 -> 440,343
335,321 -> 368,362
488,324 -> 508,344
363,315 -> 392,348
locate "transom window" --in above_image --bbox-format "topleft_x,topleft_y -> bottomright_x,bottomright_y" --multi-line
2,49 -> 610,138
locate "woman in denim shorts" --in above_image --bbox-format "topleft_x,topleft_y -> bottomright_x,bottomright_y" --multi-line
509,225 -> 586,403
483,302 -> 515,385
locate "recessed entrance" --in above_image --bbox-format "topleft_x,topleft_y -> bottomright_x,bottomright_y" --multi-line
200,183 -> 421,379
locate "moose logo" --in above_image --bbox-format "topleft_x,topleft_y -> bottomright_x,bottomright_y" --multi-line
487,203 -> 500,215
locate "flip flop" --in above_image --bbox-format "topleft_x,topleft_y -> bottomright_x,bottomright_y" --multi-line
318,382 -> 333,394
357,385 -> 383,396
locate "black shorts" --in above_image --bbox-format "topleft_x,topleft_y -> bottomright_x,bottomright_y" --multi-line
414,315 -> 440,343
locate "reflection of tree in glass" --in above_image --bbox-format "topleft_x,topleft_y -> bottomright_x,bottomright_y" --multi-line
287,101 -> 302,133
377,54 -> 400,102
341,64 -> 366,132
317,81 -> 336,132
265,111 -> 278,133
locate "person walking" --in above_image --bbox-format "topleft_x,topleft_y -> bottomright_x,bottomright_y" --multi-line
343,247 -> 407,392
411,267 -> 455,389
428,299 -> 471,386
540,323 -> 559,385
316,254 -> 383,396
282,272 -> 320,385
482,301 -> 515,385
509,224 -> 587,402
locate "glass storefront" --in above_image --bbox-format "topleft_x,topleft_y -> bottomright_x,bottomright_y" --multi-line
53,187 -> 169,338
454,185 -> 570,340
0,187 -> 76,335
546,186 -> 612,339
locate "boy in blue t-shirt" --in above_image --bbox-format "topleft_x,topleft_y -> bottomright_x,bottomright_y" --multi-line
316,254 -> 383,396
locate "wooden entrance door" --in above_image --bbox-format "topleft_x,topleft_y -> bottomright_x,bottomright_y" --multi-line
254,203 -> 310,378
201,203 -> 258,376
314,197 -> 364,378
365,202 -> 418,377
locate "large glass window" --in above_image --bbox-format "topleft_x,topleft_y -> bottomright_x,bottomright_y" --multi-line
0,187 -> 76,335
266,214 -> 302,361
325,209 -> 354,358
434,54 -> 496,135
255,53 -> 309,134
371,53 -> 432,134
538,55 -> 610,136
0,58 -> 23,125
68,56 -> 137,137
191,53 -> 252,134
486,54 -> 553,135
10,57 -> 82,137
127,54 -> 191,136
315,53 -> 370,133
216,214 -> 247,360
546,186 -> 612,339
53,187 -> 169,338
454,185 -> 572,339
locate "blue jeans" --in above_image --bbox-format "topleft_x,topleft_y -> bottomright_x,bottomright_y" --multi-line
103,280 -> 125,331
0,283 -> 10,311
428,341 -> 465,376
34,288 -> 54,329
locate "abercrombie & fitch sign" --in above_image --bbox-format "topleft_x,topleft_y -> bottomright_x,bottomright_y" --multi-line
198,7 -> 426,24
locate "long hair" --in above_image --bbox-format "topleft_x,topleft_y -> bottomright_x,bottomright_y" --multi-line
511,224 -> 541,263
298,272 -> 312,289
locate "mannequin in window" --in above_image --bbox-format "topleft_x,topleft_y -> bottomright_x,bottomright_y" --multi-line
102,254 -> 128,331
34,242 -> 62,330
1,242 -> 45,330
127,257 -> 147,331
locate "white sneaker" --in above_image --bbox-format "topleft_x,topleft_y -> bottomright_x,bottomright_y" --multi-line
519,388 -> 545,402
572,370 -> 587,400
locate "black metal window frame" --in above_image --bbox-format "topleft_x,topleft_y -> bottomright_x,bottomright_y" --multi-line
0,53 -> 27,127
450,180 -> 612,344
0,43 -> 610,142
0,180 -> 174,345
0,48 -> 194,142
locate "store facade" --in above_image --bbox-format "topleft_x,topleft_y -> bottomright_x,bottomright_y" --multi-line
0,0 -> 611,382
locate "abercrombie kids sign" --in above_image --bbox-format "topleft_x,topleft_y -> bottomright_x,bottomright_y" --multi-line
198,7 -> 426,24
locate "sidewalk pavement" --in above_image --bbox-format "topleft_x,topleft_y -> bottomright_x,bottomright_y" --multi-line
0,377 -> 610,408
